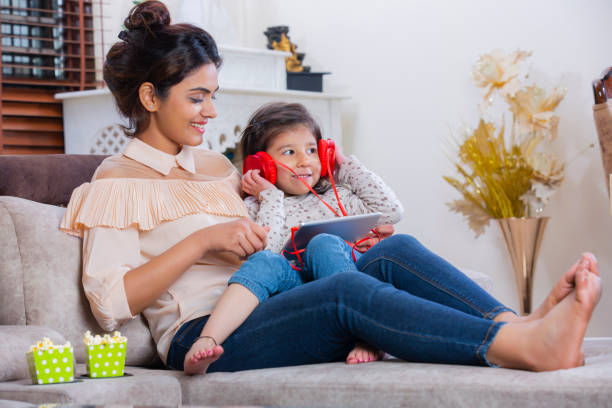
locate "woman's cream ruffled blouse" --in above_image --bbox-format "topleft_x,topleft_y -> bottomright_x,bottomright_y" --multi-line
61,138 -> 249,363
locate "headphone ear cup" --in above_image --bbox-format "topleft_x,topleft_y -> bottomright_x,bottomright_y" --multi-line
243,151 -> 277,184
318,139 -> 336,177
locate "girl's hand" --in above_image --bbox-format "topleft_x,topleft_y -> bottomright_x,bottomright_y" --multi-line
354,224 -> 394,251
373,224 -> 394,239
242,169 -> 277,200
198,219 -> 269,259
334,143 -> 346,168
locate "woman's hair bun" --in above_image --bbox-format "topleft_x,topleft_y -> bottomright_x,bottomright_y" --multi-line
124,0 -> 171,32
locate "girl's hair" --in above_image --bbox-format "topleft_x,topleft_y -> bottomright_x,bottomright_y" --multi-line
240,102 -> 332,193
239,102 -> 322,158
103,0 -> 221,137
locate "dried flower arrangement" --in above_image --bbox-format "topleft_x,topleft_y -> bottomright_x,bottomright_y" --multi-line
444,50 -> 566,236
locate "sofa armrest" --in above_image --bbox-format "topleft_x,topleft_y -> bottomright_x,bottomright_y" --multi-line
460,267 -> 494,292
0,325 -> 66,381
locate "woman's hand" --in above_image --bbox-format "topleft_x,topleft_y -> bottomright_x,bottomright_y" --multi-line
198,218 -> 269,259
354,224 -> 394,251
242,169 -> 277,200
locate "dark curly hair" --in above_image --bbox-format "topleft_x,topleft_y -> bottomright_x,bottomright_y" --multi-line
103,0 -> 222,137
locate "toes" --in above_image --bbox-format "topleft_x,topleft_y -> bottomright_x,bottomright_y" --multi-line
582,252 -> 599,275
566,261 -> 579,284
213,345 -> 224,357
346,353 -> 358,364
575,267 -> 602,308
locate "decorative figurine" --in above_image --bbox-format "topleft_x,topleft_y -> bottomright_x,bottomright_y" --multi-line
263,26 -> 309,73
264,25 -> 329,92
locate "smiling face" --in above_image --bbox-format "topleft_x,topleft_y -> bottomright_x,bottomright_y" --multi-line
143,63 -> 219,154
265,125 -> 322,196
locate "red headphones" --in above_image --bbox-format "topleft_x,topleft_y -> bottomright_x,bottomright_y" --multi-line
242,138 -> 336,184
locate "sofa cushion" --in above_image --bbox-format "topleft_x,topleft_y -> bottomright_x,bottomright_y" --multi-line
0,200 -> 26,326
0,399 -> 34,407
0,196 -> 158,367
176,338 -> 612,408
0,326 -> 66,381
459,267 -> 493,292
0,154 -> 106,207
0,365 -> 181,406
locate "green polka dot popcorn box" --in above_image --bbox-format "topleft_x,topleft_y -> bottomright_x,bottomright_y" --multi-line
26,338 -> 75,385
84,330 -> 127,378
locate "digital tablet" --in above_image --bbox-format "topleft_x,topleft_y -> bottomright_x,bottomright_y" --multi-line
281,212 -> 382,253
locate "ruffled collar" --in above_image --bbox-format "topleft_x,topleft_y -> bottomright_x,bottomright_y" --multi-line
122,138 -> 196,176
60,177 -> 249,236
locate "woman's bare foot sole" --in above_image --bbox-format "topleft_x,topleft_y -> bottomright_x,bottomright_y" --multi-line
496,266 -> 602,371
184,340 -> 224,375
513,253 -> 599,323
534,266 -> 601,370
346,343 -> 384,364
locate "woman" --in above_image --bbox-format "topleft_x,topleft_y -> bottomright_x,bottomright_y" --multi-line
61,0 -> 601,375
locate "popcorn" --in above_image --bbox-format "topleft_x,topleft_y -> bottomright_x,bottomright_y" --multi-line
83,331 -> 127,378
28,337 -> 71,353
26,338 -> 75,385
83,330 -> 127,346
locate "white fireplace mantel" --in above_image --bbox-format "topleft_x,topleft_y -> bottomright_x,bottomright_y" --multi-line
55,46 -> 346,163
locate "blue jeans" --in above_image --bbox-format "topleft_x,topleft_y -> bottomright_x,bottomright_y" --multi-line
228,234 -> 361,303
166,234 -> 513,372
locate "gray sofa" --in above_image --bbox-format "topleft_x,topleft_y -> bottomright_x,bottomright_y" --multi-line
1,155 -> 612,407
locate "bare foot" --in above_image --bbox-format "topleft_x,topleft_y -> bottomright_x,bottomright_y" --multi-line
346,342 -> 384,364
183,337 -> 224,375
529,252 -> 599,321
489,265 -> 602,371
496,253 -> 599,323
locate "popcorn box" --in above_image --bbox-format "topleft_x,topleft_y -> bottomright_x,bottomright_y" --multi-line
85,341 -> 127,378
26,346 -> 75,385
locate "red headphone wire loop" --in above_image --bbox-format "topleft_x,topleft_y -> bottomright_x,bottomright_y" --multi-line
273,160 -> 343,217
272,155 -> 379,270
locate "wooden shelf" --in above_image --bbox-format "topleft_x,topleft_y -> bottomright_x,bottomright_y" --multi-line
0,17 -> 95,30
2,145 -> 64,154
1,34 -> 95,46
2,64 -> 98,73
2,87 -> 61,103
2,77 -> 101,87
2,130 -> 63,147
0,5 -> 96,17
3,46 -> 100,59
2,116 -> 63,132
1,0 -> 105,155
2,101 -> 62,117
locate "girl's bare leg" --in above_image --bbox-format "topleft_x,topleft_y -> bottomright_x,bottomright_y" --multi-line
486,265 -> 601,371
184,284 -> 259,375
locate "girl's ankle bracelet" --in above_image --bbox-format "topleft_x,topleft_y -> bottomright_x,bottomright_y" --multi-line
195,335 -> 217,346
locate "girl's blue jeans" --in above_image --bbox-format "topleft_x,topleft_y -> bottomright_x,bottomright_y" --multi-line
166,234 -> 513,372
227,233 -> 363,303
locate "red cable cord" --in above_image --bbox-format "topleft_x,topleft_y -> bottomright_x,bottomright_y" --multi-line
272,153 -> 379,270
274,159 -> 342,217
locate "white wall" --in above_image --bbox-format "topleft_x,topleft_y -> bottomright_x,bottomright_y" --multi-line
108,1 -> 612,336
238,0 -> 612,336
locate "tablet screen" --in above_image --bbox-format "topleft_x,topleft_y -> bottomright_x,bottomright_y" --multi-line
281,212 -> 382,253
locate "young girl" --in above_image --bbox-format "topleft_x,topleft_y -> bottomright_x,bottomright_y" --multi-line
184,102 -> 404,374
